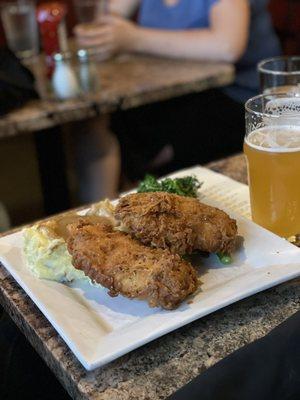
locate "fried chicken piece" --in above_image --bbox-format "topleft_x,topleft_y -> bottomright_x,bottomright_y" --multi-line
115,192 -> 237,255
66,217 -> 198,310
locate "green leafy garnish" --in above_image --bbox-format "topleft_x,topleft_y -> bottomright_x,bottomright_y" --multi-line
137,175 -> 202,198
217,253 -> 232,265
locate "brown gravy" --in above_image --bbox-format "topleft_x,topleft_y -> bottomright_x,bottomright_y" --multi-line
49,214 -> 107,240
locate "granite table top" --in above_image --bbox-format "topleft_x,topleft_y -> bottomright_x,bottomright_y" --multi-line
1,153 -> 300,400
0,54 -> 234,138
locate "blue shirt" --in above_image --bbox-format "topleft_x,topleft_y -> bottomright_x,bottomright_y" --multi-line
138,0 -> 281,102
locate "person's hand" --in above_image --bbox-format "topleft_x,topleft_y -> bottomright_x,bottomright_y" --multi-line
74,14 -> 138,58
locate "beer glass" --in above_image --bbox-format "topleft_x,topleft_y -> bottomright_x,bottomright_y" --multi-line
244,94 -> 300,238
258,56 -> 300,95
1,0 -> 39,59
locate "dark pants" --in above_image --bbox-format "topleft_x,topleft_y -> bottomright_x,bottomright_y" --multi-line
111,89 -> 245,180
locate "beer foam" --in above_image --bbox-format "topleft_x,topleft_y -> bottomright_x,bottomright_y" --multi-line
246,126 -> 300,152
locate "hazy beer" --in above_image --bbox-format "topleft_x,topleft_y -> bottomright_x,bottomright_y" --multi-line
244,126 -> 300,237
264,85 -> 300,95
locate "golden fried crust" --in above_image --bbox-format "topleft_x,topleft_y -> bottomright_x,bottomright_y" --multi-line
66,218 -> 198,310
115,192 -> 237,255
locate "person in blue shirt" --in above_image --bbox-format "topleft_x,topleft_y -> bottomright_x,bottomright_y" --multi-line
75,0 -> 281,179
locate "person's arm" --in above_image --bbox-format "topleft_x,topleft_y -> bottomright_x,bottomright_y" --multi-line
75,0 -> 250,63
109,0 -> 140,18
133,0 -> 250,62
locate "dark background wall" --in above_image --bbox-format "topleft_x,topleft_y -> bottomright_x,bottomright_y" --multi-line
269,0 -> 300,54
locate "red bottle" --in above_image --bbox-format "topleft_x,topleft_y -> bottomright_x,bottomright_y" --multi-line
36,2 -> 68,77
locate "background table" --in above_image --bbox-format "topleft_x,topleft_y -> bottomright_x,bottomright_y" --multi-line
1,153 -> 300,400
0,54 -> 234,218
0,54 -> 234,138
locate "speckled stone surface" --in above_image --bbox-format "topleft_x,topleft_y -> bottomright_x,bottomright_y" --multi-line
206,153 -> 248,185
0,54 -> 234,137
1,153 -> 300,400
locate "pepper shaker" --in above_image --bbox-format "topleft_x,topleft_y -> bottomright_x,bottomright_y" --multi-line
77,48 -> 100,94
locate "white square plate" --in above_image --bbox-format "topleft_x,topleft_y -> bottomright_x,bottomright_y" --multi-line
1,167 -> 300,371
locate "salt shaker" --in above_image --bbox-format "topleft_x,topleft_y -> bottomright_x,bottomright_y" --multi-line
52,52 -> 81,100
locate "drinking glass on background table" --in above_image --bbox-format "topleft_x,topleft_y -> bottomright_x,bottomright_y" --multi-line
73,0 -> 108,23
258,56 -> 300,95
244,94 -> 300,238
1,0 -> 39,59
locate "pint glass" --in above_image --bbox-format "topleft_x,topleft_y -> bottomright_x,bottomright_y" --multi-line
73,0 -> 107,23
1,0 -> 39,59
244,94 -> 300,237
258,56 -> 300,95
